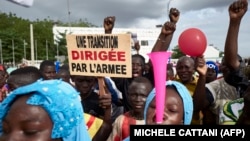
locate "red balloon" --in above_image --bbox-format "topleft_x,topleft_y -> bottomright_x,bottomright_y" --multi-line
178,28 -> 207,56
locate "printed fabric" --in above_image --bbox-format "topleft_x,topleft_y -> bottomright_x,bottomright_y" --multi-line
107,112 -> 145,141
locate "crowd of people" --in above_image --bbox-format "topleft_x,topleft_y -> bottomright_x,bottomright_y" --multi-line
0,0 -> 250,140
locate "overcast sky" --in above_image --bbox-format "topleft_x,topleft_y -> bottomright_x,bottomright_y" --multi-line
1,0 -> 250,58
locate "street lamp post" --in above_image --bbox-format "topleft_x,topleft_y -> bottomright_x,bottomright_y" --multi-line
0,39 -> 2,64
67,0 -> 71,31
56,43 -> 59,61
35,39 -> 37,64
23,39 -> 27,59
30,24 -> 35,66
46,40 -> 48,60
12,39 -> 15,67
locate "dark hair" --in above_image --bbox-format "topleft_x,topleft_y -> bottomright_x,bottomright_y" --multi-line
39,60 -> 55,71
128,76 -> 153,94
8,66 -> 42,89
10,66 -> 40,76
177,56 -> 194,66
132,76 -> 152,84
132,54 -> 146,66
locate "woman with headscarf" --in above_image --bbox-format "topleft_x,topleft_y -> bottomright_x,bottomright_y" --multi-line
123,80 -> 193,141
144,80 -> 193,125
0,79 -> 91,141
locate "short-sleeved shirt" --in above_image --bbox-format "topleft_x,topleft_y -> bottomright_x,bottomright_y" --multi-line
206,63 -> 249,124
206,78 -> 239,124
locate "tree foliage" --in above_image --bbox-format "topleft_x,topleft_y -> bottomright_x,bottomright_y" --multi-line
170,45 -> 224,59
171,45 -> 185,59
0,12 -> 95,66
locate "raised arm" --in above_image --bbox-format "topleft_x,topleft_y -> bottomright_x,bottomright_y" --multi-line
224,0 -> 248,70
192,56 -> 209,112
103,16 -> 116,34
151,8 -> 180,52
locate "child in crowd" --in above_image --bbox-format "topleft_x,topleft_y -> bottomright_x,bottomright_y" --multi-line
6,66 -> 42,92
39,60 -> 57,80
107,77 -> 153,141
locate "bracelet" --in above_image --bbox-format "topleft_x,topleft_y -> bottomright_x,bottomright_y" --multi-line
157,38 -> 166,43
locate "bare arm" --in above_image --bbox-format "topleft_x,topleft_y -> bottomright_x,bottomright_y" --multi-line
92,17 -> 115,141
224,0 -> 248,69
92,121 -> 112,141
192,56 -> 209,112
151,8 -> 180,52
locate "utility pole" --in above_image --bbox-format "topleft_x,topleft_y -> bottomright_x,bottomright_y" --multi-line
67,0 -> 71,32
46,40 -> 48,60
0,39 -> 2,64
35,39 -> 37,64
23,39 -> 27,59
30,24 -> 35,66
12,39 -> 15,67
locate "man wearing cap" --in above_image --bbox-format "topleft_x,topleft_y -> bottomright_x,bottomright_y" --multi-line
205,61 -> 219,83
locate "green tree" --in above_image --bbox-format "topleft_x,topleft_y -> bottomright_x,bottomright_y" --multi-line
219,51 -> 224,57
0,12 -> 95,66
171,45 -> 185,59
54,31 -> 69,61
